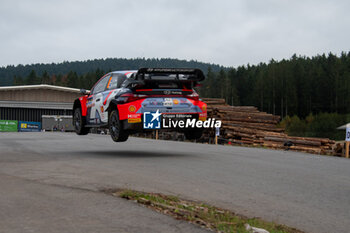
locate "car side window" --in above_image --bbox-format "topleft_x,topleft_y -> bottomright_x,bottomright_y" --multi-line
92,75 -> 110,94
106,74 -> 118,90
106,74 -> 127,90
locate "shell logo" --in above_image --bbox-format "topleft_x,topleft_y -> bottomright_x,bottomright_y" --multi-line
129,105 -> 136,113
100,106 -> 104,112
173,99 -> 179,105
202,105 -> 207,111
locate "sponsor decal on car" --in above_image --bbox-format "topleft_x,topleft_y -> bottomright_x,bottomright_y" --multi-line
127,113 -> 141,123
128,114 -> 141,118
128,105 -> 136,113
128,118 -> 142,123
199,113 -> 207,121
163,98 -> 173,107
163,90 -> 182,95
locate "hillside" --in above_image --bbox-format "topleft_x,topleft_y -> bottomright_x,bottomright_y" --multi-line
0,57 -> 224,86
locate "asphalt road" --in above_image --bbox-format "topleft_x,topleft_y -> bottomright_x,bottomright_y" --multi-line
0,132 -> 350,233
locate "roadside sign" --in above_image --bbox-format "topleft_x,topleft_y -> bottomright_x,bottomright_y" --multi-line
0,120 -> 18,132
18,121 -> 41,132
215,127 -> 220,136
346,127 -> 350,142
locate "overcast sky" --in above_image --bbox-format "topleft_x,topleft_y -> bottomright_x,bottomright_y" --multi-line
0,0 -> 349,67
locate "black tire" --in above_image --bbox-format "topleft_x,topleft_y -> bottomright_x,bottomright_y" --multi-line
73,108 -> 89,135
109,109 -> 129,142
184,128 -> 203,140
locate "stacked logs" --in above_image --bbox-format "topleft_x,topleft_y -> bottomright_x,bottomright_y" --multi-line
203,98 -> 335,155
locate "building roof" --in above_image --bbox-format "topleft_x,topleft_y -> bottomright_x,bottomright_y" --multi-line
0,84 -> 84,93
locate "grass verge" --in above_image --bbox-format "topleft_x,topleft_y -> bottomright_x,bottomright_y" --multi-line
105,189 -> 304,233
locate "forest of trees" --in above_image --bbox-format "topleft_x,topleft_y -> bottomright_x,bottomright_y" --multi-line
5,52 -> 350,118
199,52 -> 350,118
0,58 -> 223,86
4,53 -> 350,118
2,53 -> 350,139
12,68 -> 107,91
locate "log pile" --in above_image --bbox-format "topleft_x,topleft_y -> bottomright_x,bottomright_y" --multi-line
203,98 -> 335,155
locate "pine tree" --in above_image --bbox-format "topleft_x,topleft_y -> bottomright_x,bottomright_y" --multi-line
13,75 -> 23,85
26,70 -> 39,85
66,71 -> 79,87
41,71 -> 50,84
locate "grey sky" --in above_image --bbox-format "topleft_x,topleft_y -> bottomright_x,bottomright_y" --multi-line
0,0 -> 349,67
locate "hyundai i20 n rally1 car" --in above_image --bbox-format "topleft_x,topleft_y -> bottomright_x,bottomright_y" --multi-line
73,68 -> 208,142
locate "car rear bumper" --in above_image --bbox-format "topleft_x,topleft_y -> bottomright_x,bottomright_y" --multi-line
117,97 -> 207,121
123,112 -> 206,132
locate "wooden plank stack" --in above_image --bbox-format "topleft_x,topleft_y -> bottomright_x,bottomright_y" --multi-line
203,98 -> 335,155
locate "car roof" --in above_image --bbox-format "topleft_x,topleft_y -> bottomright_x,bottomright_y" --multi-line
110,70 -> 137,75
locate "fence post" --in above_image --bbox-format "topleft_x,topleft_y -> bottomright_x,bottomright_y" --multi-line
346,127 -> 350,158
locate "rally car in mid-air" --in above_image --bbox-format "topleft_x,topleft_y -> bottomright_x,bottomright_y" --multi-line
73,68 -> 207,142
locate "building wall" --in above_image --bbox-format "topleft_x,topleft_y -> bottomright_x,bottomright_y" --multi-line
0,86 -> 80,126
0,89 -> 81,103
0,107 -> 72,122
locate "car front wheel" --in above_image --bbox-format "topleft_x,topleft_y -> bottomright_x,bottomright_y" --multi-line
109,109 -> 129,142
73,108 -> 89,135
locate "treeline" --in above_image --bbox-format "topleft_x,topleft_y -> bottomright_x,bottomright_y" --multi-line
199,52 -> 350,118
13,69 -> 106,90
279,113 -> 348,140
0,57 -> 223,86
6,52 -> 350,119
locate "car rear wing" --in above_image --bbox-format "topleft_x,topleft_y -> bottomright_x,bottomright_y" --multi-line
122,68 -> 205,89
135,68 -> 205,82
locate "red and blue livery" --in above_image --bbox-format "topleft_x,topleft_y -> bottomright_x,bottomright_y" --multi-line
73,68 -> 207,142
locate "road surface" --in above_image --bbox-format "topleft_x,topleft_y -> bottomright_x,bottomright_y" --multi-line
0,132 -> 350,233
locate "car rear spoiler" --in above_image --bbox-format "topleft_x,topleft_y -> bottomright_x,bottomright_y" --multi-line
122,68 -> 205,89
135,68 -> 205,82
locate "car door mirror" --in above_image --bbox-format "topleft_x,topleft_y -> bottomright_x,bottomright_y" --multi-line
80,89 -> 88,95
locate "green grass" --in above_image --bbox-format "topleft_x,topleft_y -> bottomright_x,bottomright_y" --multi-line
113,189 -> 304,233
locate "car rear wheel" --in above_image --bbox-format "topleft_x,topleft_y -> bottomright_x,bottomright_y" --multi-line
184,128 -> 203,140
73,108 -> 89,135
109,109 -> 129,142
